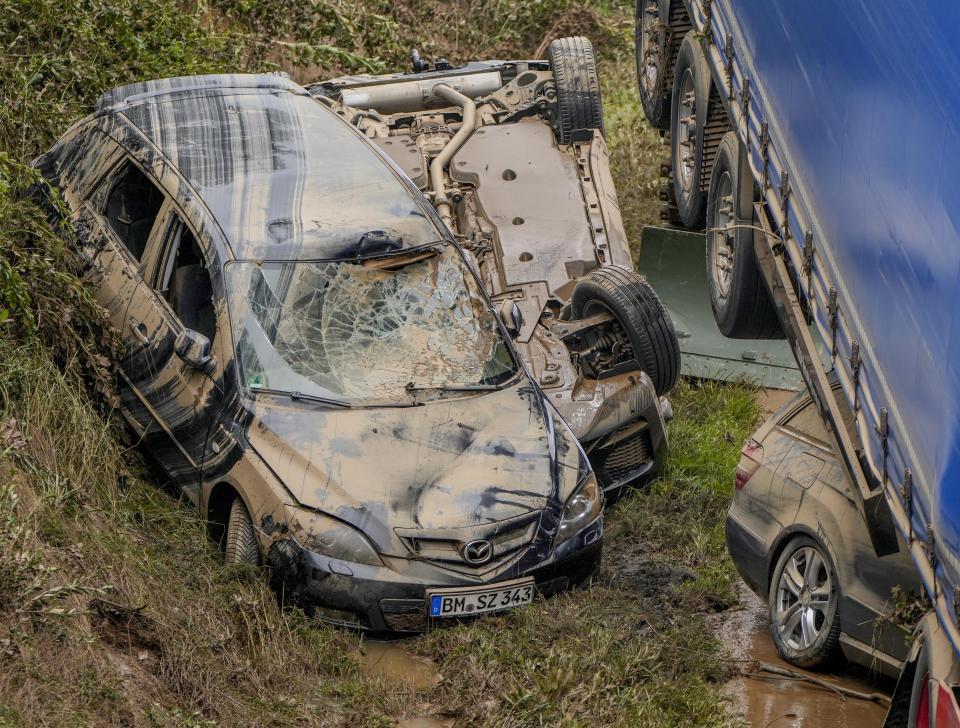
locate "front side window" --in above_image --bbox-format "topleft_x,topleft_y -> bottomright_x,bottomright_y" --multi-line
102,160 -> 164,261
156,214 -> 216,342
225,244 -> 517,405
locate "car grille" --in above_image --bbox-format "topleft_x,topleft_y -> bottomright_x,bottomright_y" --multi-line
395,511 -> 540,575
593,426 -> 652,486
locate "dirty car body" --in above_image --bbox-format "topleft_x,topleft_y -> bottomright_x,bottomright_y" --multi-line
34,73 -> 603,632
309,39 -> 679,494
727,385 -> 919,676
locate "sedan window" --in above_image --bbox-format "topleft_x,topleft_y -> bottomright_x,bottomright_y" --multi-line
102,161 -> 164,261
781,400 -> 831,444
156,215 -> 216,342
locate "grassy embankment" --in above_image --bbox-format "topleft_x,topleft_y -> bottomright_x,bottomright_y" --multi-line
0,2 -> 762,725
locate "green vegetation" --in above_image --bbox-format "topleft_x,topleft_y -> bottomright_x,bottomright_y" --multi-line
0,1 -> 763,725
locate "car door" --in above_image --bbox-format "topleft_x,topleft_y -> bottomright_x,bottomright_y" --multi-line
818,458 -> 918,662
75,152 -> 166,437
129,203 -> 226,497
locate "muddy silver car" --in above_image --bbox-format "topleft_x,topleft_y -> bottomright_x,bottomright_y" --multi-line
727,383 -> 919,676
34,72 -> 604,632
310,37 -> 680,494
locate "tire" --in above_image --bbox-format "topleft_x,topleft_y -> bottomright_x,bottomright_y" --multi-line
706,131 -> 783,339
670,30 -> 712,229
224,496 -> 260,566
570,265 -> 680,396
768,536 -> 841,669
635,0 -> 670,129
548,36 -> 604,144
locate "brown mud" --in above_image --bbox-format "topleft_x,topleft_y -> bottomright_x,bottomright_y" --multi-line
719,584 -> 892,727
360,641 -> 442,691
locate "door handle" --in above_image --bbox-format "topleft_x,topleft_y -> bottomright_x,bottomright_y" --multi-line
130,319 -> 151,346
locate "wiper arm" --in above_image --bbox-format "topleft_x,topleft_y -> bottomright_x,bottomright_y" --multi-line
289,390 -> 352,408
251,387 -> 351,409
405,382 -> 501,392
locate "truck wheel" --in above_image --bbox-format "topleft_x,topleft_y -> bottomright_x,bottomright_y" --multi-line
224,496 -> 260,566
670,31 -> 712,229
570,265 -> 680,396
768,536 -> 841,669
706,131 -> 783,338
636,0 -> 670,129
548,36 -> 605,144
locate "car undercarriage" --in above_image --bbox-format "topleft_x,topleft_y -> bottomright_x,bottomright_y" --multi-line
308,38 -> 681,492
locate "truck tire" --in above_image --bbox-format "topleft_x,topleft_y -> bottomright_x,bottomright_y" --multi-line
224,496 -> 260,566
768,536 -> 841,669
706,131 -> 783,338
670,31 -> 712,229
636,0 -> 670,129
548,36 -> 604,144
571,265 -> 680,396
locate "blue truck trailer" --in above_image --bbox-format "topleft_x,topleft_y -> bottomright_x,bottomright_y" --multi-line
635,1 -> 960,723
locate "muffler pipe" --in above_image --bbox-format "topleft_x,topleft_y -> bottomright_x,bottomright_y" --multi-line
429,83 -> 476,230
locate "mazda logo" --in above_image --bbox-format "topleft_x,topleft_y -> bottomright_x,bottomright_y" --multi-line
462,539 -> 493,565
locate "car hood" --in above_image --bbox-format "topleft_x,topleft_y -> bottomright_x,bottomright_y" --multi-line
246,380 -> 587,556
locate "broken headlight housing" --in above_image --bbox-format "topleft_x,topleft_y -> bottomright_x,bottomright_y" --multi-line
286,505 -> 384,567
555,473 -> 602,545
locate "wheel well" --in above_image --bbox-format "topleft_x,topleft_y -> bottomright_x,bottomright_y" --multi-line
207,482 -> 239,549
766,526 -> 818,595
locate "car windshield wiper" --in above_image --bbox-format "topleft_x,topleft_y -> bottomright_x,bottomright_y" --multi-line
252,387 -> 351,409
405,382 -> 502,392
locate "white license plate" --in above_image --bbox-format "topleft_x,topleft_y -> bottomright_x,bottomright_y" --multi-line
427,578 -> 535,618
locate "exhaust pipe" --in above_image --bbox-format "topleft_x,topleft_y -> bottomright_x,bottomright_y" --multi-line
429,83 -> 477,230
338,72 -> 501,114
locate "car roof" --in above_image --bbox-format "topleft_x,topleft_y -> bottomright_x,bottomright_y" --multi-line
96,74 -> 438,261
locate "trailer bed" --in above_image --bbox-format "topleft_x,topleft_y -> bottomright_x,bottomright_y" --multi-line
685,0 -> 960,654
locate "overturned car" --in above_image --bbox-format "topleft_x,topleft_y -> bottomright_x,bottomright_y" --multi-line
34,71 -> 603,632
310,37 -> 680,494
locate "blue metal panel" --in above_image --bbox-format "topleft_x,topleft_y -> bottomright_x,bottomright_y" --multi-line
694,0 -> 960,649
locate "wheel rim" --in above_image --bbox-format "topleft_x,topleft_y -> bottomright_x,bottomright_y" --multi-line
638,1 -> 661,97
709,170 -> 735,301
775,546 -> 832,650
676,68 -> 697,192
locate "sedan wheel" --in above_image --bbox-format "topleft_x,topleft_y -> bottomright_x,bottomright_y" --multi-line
768,536 -> 841,668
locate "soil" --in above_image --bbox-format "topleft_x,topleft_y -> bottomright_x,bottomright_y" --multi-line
717,583 -> 893,727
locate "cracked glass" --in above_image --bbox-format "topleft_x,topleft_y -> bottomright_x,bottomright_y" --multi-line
226,245 -> 517,404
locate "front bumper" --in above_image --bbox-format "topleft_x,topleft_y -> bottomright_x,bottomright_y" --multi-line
267,516 -> 602,633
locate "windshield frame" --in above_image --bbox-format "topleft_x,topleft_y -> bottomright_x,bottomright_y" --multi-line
223,240 -> 526,408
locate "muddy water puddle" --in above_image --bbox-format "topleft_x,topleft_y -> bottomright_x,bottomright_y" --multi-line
721,584 -> 891,727
360,640 -> 441,691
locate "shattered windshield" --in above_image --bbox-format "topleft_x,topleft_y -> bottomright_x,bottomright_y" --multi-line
225,245 -> 518,405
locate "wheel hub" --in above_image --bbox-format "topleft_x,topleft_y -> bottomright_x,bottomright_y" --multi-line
774,546 -> 832,651
710,171 -> 735,300
676,71 -> 697,192
639,1 -> 661,95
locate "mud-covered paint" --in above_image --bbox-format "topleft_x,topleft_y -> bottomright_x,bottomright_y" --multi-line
311,58 -> 671,490
34,71 -> 604,631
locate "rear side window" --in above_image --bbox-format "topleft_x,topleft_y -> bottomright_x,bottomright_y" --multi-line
102,161 -> 164,261
782,400 -> 831,444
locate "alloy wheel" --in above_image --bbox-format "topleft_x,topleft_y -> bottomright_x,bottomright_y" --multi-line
774,545 -> 832,650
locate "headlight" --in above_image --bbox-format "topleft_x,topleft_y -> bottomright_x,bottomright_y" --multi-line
288,506 -> 383,567
555,473 -> 602,545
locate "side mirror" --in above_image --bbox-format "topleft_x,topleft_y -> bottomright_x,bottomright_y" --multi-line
497,299 -> 524,338
175,329 -> 216,375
